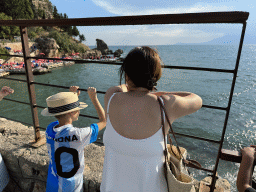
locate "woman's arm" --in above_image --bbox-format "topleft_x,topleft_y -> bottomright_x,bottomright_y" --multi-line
237,147 -> 256,192
160,91 -> 202,122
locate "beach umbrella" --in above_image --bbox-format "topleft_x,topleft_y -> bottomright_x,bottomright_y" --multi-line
40,53 -> 45,55
76,53 -> 79,55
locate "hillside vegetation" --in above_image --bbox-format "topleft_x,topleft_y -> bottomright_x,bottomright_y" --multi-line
0,0 -> 88,55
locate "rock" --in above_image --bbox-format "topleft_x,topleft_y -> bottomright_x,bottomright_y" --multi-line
114,49 -> 123,57
34,37 -> 60,58
200,176 -> 230,192
96,39 -> 109,55
83,50 -> 102,59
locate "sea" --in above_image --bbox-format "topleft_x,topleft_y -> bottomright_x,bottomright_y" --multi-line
1,44 -> 256,191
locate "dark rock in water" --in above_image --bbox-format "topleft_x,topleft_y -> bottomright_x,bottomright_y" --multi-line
114,49 -> 124,57
96,39 -> 109,55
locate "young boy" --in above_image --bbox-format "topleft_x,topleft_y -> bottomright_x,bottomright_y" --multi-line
41,86 -> 106,192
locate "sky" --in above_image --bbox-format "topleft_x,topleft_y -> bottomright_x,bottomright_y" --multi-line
49,0 -> 256,46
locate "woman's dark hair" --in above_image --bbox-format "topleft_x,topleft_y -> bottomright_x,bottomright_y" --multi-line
119,46 -> 163,91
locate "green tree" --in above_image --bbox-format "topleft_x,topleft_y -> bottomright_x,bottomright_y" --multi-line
2,0 -> 34,19
0,47 -> 10,60
0,13 -> 19,39
37,9 -> 44,18
23,0 -> 34,19
42,12 -> 48,30
67,26 -> 73,36
53,6 -> 58,19
72,26 -> 80,37
79,34 -> 85,43
60,13 -> 70,32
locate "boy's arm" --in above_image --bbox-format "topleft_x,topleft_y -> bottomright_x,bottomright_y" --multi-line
88,87 -> 106,131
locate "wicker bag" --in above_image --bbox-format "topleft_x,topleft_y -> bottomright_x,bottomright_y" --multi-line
157,96 -> 200,192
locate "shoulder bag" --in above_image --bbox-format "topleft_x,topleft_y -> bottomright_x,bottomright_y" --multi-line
157,96 -> 201,192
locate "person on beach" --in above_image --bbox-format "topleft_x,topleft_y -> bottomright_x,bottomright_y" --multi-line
237,146 -> 256,192
41,86 -> 106,192
0,86 -> 14,192
100,46 -> 203,192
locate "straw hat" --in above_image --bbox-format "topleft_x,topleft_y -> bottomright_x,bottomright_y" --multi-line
41,92 -> 88,116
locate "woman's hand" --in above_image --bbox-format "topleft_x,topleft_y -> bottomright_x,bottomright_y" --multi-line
87,87 -> 97,99
69,86 -> 80,96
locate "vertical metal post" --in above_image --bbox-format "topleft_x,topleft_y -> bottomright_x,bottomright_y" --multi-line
20,26 -> 44,146
209,22 -> 247,192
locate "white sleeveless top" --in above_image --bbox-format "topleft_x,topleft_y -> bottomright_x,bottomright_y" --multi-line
100,93 -> 168,192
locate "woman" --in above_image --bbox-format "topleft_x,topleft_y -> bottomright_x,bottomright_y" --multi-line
100,46 -> 202,192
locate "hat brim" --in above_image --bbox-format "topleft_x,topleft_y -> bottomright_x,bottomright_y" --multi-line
41,102 -> 88,116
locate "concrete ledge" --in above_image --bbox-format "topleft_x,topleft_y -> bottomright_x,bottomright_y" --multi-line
0,118 -> 104,192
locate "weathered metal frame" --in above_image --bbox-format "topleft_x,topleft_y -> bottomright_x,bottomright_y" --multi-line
0,11 -> 249,192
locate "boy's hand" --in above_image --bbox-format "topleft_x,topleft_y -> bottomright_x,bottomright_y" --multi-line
87,87 -> 97,99
0,86 -> 14,98
69,86 -> 80,96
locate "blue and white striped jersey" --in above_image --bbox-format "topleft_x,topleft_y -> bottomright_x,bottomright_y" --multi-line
45,121 -> 98,192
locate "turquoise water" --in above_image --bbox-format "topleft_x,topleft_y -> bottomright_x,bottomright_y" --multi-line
1,44 -> 256,191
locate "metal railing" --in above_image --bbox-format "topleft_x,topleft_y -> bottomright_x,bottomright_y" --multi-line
0,11 -> 249,191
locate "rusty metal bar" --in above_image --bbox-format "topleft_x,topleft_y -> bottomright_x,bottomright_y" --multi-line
0,77 -> 27,83
0,53 -> 236,73
209,21 -> 247,192
173,132 -> 220,144
220,149 -> 242,163
20,26 -> 42,145
2,97 -> 31,105
0,54 -> 24,57
163,65 -> 235,73
0,12 -> 250,190
0,12 -> 249,27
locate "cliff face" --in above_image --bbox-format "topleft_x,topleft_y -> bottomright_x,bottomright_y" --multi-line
32,0 -> 53,19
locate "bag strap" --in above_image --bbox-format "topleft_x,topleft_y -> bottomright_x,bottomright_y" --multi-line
157,96 -> 202,170
157,96 -> 183,157
159,96 -> 168,164
159,96 -> 170,192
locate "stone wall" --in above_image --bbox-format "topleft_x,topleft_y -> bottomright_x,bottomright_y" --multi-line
0,118 -> 104,192
0,42 -> 35,53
